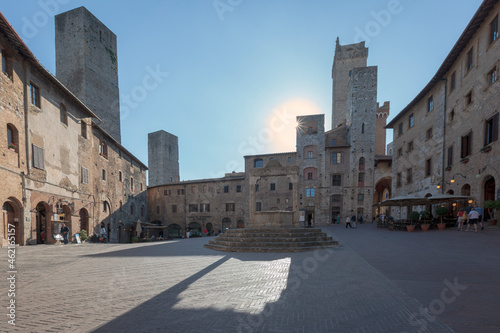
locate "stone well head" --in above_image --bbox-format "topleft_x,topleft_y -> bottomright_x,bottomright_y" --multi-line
251,211 -> 298,228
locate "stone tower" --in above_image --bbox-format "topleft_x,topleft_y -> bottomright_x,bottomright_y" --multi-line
148,130 -> 180,186
375,102 -> 390,155
331,38 -> 368,129
55,7 -> 121,142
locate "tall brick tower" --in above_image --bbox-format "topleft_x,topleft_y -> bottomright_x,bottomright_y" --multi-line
331,38 -> 368,129
148,130 -> 180,186
375,102 -> 390,155
55,7 -> 121,142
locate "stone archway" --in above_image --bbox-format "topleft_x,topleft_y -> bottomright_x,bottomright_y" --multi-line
237,220 -> 245,228
36,202 -> 50,244
484,176 -> 495,220
2,199 -> 21,245
79,208 -> 89,236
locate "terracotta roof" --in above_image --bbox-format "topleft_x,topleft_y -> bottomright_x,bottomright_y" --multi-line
386,0 -> 499,128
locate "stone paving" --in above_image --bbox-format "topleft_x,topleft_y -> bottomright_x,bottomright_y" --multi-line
0,223 -> 498,333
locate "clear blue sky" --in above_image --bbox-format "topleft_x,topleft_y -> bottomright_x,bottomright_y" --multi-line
2,0 -> 484,181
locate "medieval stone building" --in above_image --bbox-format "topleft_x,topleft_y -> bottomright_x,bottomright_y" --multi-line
147,39 -> 391,235
0,7 -> 147,246
387,0 -> 500,219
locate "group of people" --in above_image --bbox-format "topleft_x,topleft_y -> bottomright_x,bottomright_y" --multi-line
457,205 -> 484,232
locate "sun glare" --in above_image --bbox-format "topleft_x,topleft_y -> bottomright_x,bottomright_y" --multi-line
265,98 -> 322,153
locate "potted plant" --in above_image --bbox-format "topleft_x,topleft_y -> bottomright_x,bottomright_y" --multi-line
484,200 -> 500,225
407,211 -> 420,232
435,206 -> 449,230
80,230 -> 89,242
420,210 -> 432,231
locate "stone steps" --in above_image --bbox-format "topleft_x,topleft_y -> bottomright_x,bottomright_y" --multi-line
204,227 -> 339,253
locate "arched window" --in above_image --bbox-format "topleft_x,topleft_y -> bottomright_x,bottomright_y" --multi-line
461,184 -> 471,197
303,167 -> 318,180
254,159 -> 263,168
359,157 -> 365,171
7,124 -> 18,152
60,103 -> 68,125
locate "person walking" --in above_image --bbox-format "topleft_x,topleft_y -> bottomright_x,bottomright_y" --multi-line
474,205 -> 484,230
351,215 -> 357,229
345,215 -> 352,228
466,208 -> 480,232
457,208 -> 466,231
61,223 -> 70,244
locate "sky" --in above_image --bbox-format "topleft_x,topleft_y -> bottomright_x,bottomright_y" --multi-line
1,0 -> 485,182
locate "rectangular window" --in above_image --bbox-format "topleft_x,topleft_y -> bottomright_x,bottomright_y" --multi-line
226,203 -> 235,212
490,15 -> 499,44
289,183 -> 293,190
426,127 -> 433,140
357,194 -> 364,202
396,173 -> 402,187
306,188 -> 315,197
488,66 -> 497,86
270,183 -> 276,191
189,204 -> 198,213
397,148 -> 403,158
466,48 -> 473,71
450,71 -> 456,92
102,169 -> 106,181
408,141 -> 414,152
332,174 -> 341,186
407,168 -> 413,184
2,53 -> 12,80
332,152 -> 342,164
99,139 -> 108,158
398,122 -> 403,136
427,96 -> 433,112
461,132 -> 472,158
465,91 -> 472,105
447,146 -> 454,167
30,82 -> 40,107
331,139 -> 337,146
256,202 -> 262,211
177,189 -> 184,195
81,166 -> 88,184
32,144 -> 44,170
172,205 -> 177,213
255,184 -> 259,192
425,158 -> 432,177
307,172 -> 313,180
119,171 -> 122,182
332,194 -> 341,203
164,189 -> 168,196
308,151 -> 313,159
358,173 -> 365,187
236,185 -> 242,192
409,114 -> 414,128
485,113 -> 499,146
130,177 -> 134,191
224,185 -> 229,193
200,203 -> 210,212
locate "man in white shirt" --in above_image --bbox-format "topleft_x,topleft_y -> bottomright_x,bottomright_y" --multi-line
466,208 -> 480,232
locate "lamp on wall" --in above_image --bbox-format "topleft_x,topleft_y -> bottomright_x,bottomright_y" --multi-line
450,173 -> 466,183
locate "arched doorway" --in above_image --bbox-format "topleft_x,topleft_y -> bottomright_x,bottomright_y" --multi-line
188,222 -> 202,237
36,202 -> 49,244
167,224 -> 181,238
79,208 -> 89,236
222,218 -> 231,232
237,220 -> 245,228
484,176 -> 495,219
2,201 -> 21,245
206,222 -> 213,236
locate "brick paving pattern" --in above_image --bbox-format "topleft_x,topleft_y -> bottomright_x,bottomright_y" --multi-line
1,224 -> 498,332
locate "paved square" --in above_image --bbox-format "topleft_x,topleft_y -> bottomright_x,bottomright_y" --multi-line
1,224 -> 498,332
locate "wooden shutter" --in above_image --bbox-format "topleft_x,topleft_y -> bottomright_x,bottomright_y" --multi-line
493,113 -> 499,143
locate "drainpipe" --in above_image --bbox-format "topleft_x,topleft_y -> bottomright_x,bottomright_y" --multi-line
440,78 -> 447,195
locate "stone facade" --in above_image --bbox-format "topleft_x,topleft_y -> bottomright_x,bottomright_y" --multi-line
0,9 -> 147,246
55,7 -> 121,143
148,130 -> 180,186
387,0 -> 500,219
147,173 -> 247,237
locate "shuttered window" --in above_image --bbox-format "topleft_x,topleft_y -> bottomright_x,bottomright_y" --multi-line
81,166 -> 89,184
32,144 -> 44,170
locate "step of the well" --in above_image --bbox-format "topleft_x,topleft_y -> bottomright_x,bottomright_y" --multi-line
204,227 -> 339,253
